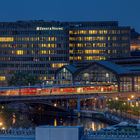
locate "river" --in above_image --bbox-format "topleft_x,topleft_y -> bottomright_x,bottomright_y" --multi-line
0,104 -> 109,131
32,114 -> 109,131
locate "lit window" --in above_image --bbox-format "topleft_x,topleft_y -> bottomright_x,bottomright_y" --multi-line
0,37 -> 14,42
40,50 -> 48,54
52,63 -> 67,68
16,50 -> 24,55
0,76 -> 6,81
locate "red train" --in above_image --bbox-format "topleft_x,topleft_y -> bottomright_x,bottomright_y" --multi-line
0,85 -> 118,96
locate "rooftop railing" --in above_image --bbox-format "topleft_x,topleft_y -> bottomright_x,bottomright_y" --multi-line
84,129 -> 140,139
0,128 -> 35,136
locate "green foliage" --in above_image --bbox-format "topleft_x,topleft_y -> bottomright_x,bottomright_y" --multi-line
8,72 -> 42,86
107,100 -> 140,116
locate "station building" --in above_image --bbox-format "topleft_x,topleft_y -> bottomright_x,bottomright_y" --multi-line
55,60 -> 140,93
0,20 -> 130,86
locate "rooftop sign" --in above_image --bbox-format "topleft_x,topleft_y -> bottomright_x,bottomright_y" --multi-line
36,27 -> 63,31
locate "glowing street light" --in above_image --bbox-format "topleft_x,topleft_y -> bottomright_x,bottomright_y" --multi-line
2,127 -> 5,130
131,95 -> 134,99
123,102 -> 126,105
0,122 -> 3,126
54,103 -> 57,107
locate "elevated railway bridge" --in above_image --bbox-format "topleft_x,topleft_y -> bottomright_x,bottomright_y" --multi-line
0,85 -> 139,113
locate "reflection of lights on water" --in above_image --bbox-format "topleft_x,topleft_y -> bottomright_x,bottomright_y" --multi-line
54,119 -> 57,126
12,114 -> 16,124
91,122 -> 106,131
2,127 -> 5,130
92,122 -> 95,131
0,120 -> 6,130
60,118 -> 63,123
98,124 -> 102,130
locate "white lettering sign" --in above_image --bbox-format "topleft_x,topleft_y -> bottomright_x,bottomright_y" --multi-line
36,27 -> 63,31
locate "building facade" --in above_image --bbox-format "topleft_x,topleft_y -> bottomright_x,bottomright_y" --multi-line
130,29 -> 140,56
0,21 -> 130,86
69,21 -> 130,63
0,21 -> 69,86
55,61 -> 140,93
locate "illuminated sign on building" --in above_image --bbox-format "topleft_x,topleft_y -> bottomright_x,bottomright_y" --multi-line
36,27 -> 63,31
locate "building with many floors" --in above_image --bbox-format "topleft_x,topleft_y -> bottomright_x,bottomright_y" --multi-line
0,20 -> 130,86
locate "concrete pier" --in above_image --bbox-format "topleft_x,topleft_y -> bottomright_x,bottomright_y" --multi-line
36,126 -> 84,140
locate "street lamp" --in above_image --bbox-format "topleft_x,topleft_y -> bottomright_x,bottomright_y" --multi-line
54,103 -> 57,107
131,95 -> 134,99
123,102 -> 126,105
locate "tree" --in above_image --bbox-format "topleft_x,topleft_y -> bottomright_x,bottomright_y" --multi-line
8,72 -> 42,86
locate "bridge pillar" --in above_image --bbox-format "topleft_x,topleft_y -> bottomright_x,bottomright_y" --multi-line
77,97 -> 81,117
132,76 -> 135,92
66,99 -> 69,110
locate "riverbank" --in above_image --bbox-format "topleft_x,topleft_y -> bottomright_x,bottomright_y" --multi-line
73,110 -> 139,125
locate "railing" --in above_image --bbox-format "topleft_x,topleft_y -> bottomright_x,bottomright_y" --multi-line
0,128 -> 35,136
104,111 -> 138,124
83,129 -> 140,139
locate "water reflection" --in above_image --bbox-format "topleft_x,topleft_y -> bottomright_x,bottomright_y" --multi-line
0,112 -> 108,131
0,107 -> 108,131
62,118 -> 108,131
54,118 -> 57,126
12,113 -> 16,125
31,114 -> 108,131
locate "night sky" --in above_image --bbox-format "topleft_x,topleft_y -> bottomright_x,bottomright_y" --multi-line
0,0 -> 140,32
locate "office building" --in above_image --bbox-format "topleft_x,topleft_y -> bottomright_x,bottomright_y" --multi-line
0,20 -> 130,86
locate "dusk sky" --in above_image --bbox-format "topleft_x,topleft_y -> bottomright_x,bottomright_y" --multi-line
0,0 -> 140,32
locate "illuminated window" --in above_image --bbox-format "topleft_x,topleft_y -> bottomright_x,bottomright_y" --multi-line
69,57 -> 73,60
0,76 -> 6,81
16,50 -> 24,55
47,44 -> 50,48
69,31 -> 73,34
77,56 -> 82,60
79,30 -> 87,34
89,30 -> 98,34
52,63 -> 67,68
40,50 -> 48,54
0,37 -> 14,42
69,50 -> 74,53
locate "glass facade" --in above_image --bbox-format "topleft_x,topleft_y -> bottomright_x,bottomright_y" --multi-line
134,77 -> 140,92
55,62 -> 140,93
119,77 -> 133,92
74,64 -> 118,85
56,63 -> 119,92
56,68 -> 73,85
